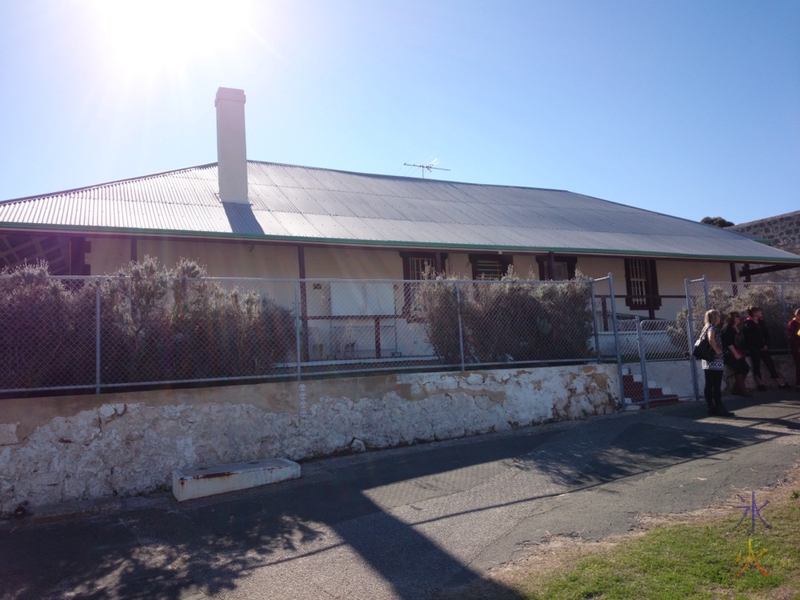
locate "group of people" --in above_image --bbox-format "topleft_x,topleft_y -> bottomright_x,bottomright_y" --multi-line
698,305 -> 800,418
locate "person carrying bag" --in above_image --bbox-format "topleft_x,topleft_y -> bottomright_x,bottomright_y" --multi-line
698,309 -> 735,417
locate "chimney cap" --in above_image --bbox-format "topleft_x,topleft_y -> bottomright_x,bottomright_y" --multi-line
215,87 -> 246,107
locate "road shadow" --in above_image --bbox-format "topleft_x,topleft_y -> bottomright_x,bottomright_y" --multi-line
1,400 -> 797,599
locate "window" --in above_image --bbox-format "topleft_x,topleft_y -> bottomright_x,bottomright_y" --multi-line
406,256 -> 433,281
468,254 -> 512,280
536,254 -> 577,280
401,252 -> 439,280
400,252 -> 443,315
624,258 -> 661,315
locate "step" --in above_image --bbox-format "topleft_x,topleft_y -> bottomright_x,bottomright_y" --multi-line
173,457 -> 301,502
626,396 -> 681,409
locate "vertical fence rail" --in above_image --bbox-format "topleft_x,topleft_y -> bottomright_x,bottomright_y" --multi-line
95,280 -> 101,394
635,318 -> 650,408
294,279 -> 302,382
686,278 -> 700,400
780,284 -> 787,332
455,282 -> 466,372
590,280 -> 601,360
606,273 -> 626,407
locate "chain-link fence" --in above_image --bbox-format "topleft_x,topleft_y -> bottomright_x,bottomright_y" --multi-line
685,278 -> 800,352
682,277 -> 800,400
0,268 -> 619,394
616,317 -> 694,407
7,265 -> 795,400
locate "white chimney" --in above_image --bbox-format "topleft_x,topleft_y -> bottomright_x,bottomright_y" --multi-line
215,87 -> 248,203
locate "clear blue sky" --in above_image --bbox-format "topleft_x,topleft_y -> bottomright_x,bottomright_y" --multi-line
0,0 -> 798,225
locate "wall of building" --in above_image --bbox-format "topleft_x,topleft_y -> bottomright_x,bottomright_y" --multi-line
0,364 -> 619,516
83,236 -> 743,322
86,237 -> 301,279
576,256 -> 731,320
84,237 -> 130,275
730,211 -> 800,283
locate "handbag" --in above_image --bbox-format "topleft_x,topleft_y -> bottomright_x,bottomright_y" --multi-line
693,331 -> 716,361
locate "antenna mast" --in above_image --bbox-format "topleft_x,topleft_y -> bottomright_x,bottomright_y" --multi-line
403,159 -> 451,178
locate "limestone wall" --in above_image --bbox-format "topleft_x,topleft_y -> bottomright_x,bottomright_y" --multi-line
0,365 -> 619,516
730,211 -> 800,283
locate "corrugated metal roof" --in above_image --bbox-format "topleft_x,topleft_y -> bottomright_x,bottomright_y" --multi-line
2,161 -> 800,264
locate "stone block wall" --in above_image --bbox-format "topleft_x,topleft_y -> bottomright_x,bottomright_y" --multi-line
0,364 -> 619,516
730,211 -> 800,283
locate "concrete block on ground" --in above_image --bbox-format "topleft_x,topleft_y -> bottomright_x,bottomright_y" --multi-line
173,457 -> 301,502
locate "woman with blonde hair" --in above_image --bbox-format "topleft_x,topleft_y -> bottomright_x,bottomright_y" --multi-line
700,309 -> 735,417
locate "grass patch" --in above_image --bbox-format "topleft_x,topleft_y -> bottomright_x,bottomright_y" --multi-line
441,476 -> 800,600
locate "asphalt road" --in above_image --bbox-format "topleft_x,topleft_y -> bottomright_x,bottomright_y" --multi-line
2,392 -> 799,600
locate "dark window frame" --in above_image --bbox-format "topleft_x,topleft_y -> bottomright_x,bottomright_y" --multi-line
400,251 -> 446,317
535,254 -> 577,280
468,253 -> 513,280
624,258 -> 661,317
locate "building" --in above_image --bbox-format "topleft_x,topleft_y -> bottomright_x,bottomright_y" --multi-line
1,87 -> 799,321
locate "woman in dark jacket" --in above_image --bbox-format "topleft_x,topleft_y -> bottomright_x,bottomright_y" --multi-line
742,305 -> 787,391
721,311 -> 751,396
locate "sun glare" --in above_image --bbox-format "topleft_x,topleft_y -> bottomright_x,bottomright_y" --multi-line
92,0 -> 251,77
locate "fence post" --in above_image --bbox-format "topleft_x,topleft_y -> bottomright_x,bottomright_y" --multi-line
685,278 -> 699,400
590,279 -> 600,360
636,317 -> 650,409
95,278 -> 101,394
702,275 -> 710,311
456,282 -> 466,372
608,273 -> 626,408
294,279 -> 302,381
780,283 -> 787,335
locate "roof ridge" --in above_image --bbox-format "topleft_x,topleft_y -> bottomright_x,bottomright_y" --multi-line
245,159 -> 576,194
0,163 -> 219,205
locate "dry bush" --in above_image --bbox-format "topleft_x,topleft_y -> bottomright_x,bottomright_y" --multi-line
0,261 -> 96,389
411,268 -> 594,365
1,257 -> 296,389
674,283 -> 800,351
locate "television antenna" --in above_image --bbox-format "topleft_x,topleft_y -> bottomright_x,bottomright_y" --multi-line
403,159 -> 451,178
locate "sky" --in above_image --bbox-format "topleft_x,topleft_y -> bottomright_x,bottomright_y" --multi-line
0,0 -> 798,225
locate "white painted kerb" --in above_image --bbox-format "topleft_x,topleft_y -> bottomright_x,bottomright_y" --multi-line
172,457 -> 301,502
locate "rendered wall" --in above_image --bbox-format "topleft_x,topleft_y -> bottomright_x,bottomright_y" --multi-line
0,364 -> 619,516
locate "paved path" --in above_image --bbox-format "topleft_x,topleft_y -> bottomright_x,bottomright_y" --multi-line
2,392 -> 799,600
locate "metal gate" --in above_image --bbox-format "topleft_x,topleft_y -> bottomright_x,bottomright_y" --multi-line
616,317 -> 693,409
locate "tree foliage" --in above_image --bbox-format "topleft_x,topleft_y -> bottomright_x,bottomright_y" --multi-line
701,216 -> 735,228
